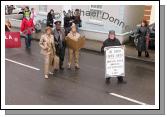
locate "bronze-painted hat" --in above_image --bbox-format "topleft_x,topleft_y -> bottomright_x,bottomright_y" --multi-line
45,26 -> 52,32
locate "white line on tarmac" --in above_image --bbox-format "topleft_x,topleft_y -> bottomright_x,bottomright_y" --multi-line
109,93 -> 148,105
5,58 -> 40,71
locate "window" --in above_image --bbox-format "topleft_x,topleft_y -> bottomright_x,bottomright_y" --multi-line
39,5 -> 47,12
89,5 -> 103,22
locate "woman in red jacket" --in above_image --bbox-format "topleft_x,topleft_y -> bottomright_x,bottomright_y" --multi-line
20,15 -> 34,48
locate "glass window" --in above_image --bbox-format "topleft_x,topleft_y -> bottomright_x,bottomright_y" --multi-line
89,5 -> 103,21
39,5 -> 47,12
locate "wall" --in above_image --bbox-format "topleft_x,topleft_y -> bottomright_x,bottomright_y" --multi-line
122,5 -> 145,33
72,5 -> 125,34
150,5 -> 155,24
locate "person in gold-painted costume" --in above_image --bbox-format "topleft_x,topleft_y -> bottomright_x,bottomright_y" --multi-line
39,27 -> 59,79
66,23 -> 81,70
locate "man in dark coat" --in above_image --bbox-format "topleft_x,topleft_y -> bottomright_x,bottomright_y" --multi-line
47,9 -> 55,28
101,30 -> 126,84
53,21 -> 66,70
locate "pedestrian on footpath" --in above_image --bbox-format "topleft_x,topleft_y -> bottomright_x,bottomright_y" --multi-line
39,27 -> 59,79
101,30 -> 126,84
71,9 -> 82,32
47,9 -> 55,28
20,13 -> 34,48
53,21 -> 66,70
5,20 -> 12,32
136,19 -> 150,57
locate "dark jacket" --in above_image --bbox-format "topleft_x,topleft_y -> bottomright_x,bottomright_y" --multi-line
136,26 -> 150,51
64,16 -> 72,28
71,15 -> 82,27
101,38 -> 121,53
47,12 -> 54,27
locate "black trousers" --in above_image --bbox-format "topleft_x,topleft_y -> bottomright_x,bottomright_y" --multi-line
56,47 -> 66,68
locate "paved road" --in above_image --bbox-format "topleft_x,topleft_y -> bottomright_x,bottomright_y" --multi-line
5,38 -> 155,105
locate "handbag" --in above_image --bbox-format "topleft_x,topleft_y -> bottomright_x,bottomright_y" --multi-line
51,55 -> 59,70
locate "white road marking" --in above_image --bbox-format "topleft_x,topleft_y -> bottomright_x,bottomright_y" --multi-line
5,58 -> 40,71
109,93 -> 148,105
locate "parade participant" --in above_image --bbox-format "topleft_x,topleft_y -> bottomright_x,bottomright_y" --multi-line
20,14 -> 34,48
66,23 -> 81,69
47,9 -> 55,28
7,5 -> 14,15
101,30 -> 126,84
39,27 -> 59,79
136,20 -> 150,57
53,21 -> 66,70
5,20 -> 12,32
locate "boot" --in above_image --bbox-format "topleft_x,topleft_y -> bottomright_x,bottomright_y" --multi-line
67,64 -> 71,70
105,77 -> 111,84
138,51 -> 141,57
44,75 -> 48,79
75,64 -> 80,70
59,61 -> 64,70
145,51 -> 149,57
117,76 -> 127,84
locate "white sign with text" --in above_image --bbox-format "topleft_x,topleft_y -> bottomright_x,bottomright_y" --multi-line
105,46 -> 125,78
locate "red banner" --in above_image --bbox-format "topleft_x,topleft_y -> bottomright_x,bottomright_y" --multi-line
5,32 -> 21,48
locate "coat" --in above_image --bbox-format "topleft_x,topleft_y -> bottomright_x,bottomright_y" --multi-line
53,28 -> 66,61
20,18 -> 34,35
101,38 -> 121,53
47,12 -> 54,27
136,26 -> 150,52
39,34 -> 56,55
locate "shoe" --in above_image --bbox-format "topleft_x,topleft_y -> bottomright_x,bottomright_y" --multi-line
75,65 -> 80,70
54,69 -> 59,72
138,51 -> 141,57
49,72 -> 54,75
44,75 -> 48,79
117,77 -> 127,84
145,51 -> 149,57
60,66 -> 64,70
67,64 -> 71,70
105,77 -> 111,84
75,64 -> 80,69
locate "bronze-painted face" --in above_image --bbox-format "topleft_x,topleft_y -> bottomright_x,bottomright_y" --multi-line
46,28 -> 52,35
71,26 -> 76,33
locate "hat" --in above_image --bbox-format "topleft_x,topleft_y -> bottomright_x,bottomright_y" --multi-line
54,21 -> 61,25
45,26 -> 52,33
109,30 -> 115,35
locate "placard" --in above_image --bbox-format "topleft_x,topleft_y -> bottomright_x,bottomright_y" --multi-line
105,46 -> 125,78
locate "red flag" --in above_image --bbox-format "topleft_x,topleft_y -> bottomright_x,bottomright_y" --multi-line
5,32 -> 21,48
